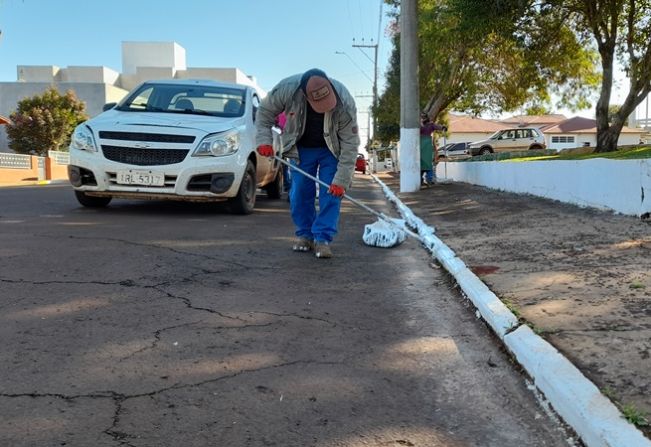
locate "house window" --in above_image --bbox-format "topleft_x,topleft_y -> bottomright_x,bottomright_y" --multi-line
551,136 -> 576,144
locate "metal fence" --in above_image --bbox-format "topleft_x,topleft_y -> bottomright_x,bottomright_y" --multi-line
48,150 -> 70,165
0,153 -> 32,169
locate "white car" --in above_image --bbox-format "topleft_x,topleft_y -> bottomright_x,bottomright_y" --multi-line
67,79 -> 282,214
438,142 -> 472,160
469,127 -> 546,155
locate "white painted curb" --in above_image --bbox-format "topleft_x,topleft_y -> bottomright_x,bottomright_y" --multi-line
370,174 -> 651,447
506,326 -> 651,447
371,174 -> 518,339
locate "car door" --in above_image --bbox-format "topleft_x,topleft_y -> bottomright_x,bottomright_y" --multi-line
494,129 -> 518,152
514,129 -> 534,150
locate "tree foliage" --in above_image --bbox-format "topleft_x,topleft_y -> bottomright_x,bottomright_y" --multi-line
374,0 -> 600,143
6,87 -> 87,156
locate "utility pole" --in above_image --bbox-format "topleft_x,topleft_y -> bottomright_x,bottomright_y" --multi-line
352,39 -> 378,142
355,93 -> 373,151
399,0 -> 420,192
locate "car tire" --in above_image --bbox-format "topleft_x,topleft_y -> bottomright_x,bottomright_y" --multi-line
265,169 -> 283,200
229,160 -> 256,215
479,147 -> 492,155
74,190 -> 111,208
529,145 -> 543,150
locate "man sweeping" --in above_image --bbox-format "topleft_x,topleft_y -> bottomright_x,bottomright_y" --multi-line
255,68 -> 360,259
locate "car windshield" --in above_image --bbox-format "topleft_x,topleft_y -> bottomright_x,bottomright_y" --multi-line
489,130 -> 504,140
116,83 -> 246,117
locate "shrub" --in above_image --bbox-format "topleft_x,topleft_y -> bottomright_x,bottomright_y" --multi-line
6,87 -> 87,156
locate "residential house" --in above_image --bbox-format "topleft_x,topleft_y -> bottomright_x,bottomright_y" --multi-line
441,114 -> 510,147
499,114 -> 567,128
540,116 -> 645,151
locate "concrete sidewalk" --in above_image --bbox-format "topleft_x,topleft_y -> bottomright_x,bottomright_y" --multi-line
376,172 -> 651,441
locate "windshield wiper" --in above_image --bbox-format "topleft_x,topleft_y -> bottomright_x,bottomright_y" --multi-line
170,108 -> 215,116
116,103 -> 165,112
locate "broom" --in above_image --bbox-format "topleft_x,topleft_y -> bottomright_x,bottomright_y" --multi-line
273,155 -> 421,248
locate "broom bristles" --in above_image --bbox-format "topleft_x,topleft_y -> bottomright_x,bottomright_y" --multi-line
362,218 -> 407,248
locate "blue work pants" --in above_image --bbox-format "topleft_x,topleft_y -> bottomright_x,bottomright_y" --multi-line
290,147 -> 341,243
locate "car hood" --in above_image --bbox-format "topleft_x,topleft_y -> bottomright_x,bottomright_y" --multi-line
469,138 -> 491,147
87,110 -> 242,134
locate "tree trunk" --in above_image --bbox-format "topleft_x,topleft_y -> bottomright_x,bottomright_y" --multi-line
596,123 -> 623,152
595,50 -> 615,153
423,94 -> 448,123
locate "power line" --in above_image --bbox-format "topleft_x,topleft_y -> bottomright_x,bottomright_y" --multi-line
352,39 -> 378,140
335,51 -> 373,83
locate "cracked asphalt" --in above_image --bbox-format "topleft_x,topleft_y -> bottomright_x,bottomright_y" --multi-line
0,178 -> 573,447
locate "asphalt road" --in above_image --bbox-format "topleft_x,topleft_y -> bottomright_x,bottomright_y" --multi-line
0,179 -> 573,447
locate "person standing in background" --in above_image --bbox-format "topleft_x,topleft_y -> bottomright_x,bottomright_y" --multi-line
420,112 -> 446,186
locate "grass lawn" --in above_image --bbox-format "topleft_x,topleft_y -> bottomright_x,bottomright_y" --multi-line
505,145 -> 651,162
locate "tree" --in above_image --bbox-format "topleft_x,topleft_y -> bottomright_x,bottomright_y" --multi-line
6,87 -> 87,156
375,0 -> 599,143
526,104 -> 553,116
374,0 -> 598,143
549,0 -> 651,152
608,104 -> 629,126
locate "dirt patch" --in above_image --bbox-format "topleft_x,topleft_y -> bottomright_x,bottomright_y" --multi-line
380,173 -> 651,436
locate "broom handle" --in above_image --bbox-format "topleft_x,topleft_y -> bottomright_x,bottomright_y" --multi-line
273,155 -> 421,240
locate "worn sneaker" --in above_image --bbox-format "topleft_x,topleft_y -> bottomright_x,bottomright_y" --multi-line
314,242 -> 333,259
292,237 -> 313,252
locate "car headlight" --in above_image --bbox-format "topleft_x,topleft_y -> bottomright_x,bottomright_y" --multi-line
70,125 -> 97,152
193,130 -> 240,157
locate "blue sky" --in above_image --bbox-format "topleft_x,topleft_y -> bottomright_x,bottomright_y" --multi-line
0,0 -> 632,122
0,0 -> 393,136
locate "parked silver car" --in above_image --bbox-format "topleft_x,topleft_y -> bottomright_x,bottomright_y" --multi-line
469,127 -> 546,155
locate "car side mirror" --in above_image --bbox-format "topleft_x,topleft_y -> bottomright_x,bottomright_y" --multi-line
103,102 -> 117,112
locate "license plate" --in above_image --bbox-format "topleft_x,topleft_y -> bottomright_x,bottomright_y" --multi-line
116,170 -> 165,186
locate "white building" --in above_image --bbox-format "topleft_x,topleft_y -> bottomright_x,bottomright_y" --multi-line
0,42 -> 263,153
630,93 -> 651,142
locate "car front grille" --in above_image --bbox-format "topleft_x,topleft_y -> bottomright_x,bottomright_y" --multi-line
101,145 -> 189,166
98,131 -> 195,144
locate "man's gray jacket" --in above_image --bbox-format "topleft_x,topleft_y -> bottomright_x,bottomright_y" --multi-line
255,74 -> 360,189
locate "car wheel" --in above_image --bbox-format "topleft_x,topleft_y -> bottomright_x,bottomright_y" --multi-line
74,190 -> 111,208
265,169 -> 283,200
479,147 -> 492,155
529,145 -> 543,150
229,160 -> 256,215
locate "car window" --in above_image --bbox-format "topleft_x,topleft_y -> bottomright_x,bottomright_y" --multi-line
117,83 -> 246,117
124,87 -> 154,110
251,94 -> 260,122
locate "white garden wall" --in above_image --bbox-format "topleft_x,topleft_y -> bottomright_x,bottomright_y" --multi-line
436,158 -> 651,217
